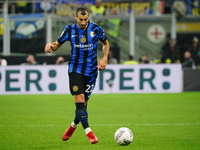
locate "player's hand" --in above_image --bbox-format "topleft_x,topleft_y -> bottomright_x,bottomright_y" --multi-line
97,57 -> 107,71
45,43 -> 56,53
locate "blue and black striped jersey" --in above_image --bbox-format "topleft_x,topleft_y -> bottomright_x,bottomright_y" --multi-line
57,21 -> 107,77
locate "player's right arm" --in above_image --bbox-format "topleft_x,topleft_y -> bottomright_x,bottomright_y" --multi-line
45,41 -> 61,53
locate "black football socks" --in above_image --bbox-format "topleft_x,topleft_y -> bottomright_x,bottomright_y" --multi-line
75,102 -> 89,129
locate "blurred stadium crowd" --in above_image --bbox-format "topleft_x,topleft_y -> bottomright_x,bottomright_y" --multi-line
0,0 -> 200,69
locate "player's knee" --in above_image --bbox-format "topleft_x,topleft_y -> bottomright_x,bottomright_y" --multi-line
75,94 -> 85,103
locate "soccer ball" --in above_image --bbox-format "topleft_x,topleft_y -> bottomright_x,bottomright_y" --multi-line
114,127 -> 133,145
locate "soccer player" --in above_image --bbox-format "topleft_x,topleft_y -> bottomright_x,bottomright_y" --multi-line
44,6 -> 109,144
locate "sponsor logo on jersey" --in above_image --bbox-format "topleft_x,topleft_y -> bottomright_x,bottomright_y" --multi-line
72,35 -> 77,37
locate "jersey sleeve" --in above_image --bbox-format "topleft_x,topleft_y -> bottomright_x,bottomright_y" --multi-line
98,26 -> 107,42
57,25 -> 70,44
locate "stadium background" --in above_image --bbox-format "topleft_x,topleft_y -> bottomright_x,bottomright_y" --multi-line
1,0 -> 200,61
0,0 -> 200,92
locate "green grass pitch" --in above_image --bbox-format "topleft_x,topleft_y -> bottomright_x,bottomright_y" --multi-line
0,92 -> 200,150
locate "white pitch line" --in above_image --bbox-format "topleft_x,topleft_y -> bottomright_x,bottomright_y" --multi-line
91,123 -> 200,126
0,123 -> 200,127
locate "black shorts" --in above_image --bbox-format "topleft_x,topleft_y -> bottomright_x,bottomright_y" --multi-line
69,73 -> 97,101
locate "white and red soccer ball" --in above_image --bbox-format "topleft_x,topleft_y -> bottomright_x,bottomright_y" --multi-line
114,127 -> 133,145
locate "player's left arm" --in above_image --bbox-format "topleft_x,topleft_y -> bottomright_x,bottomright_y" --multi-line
97,40 -> 109,71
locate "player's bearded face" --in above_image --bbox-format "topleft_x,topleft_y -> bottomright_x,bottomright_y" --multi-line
76,12 -> 89,30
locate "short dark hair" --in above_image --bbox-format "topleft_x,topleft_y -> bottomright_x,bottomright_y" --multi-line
76,6 -> 89,17
128,55 -> 133,60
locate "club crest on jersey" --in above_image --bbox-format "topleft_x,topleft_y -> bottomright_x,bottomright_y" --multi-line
81,35 -> 86,43
90,31 -> 95,37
